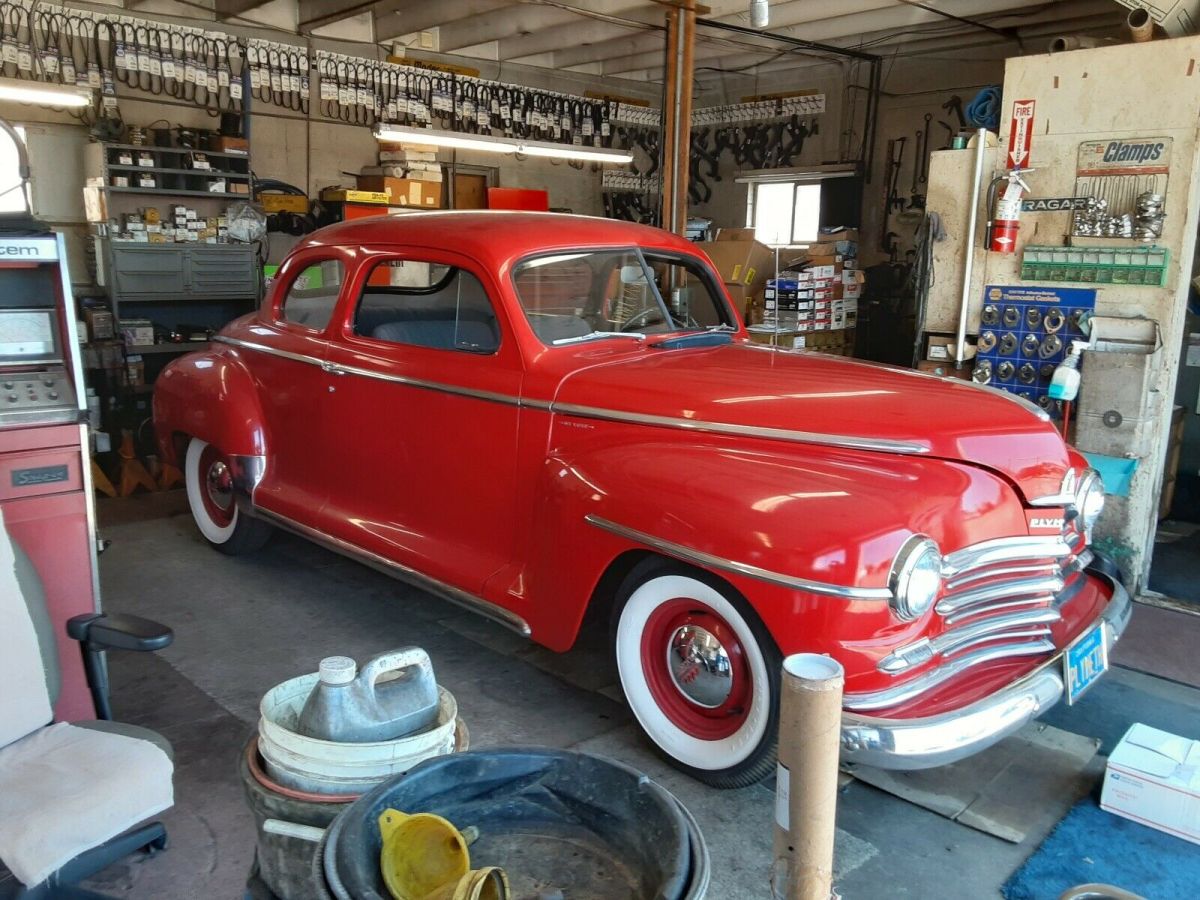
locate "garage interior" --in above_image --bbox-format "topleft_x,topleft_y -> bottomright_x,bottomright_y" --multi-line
3,1 -> 1200,899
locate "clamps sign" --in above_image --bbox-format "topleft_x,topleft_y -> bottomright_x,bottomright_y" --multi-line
1077,137 -> 1172,176
1007,99 -> 1035,169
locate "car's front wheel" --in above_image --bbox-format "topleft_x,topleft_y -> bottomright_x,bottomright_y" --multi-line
184,438 -> 272,555
613,560 -> 781,788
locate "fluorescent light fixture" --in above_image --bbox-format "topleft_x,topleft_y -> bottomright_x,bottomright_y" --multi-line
373,123 -> 633,165
0,77 -> 91,108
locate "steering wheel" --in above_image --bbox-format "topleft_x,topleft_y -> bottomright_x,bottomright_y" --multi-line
620,307 -> 665,332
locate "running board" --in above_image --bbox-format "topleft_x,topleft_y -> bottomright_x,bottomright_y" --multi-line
252,506 -> 532,638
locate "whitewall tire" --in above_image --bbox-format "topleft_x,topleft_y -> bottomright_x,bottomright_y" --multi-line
184,438 -> 271,555
613,560 -> 781,788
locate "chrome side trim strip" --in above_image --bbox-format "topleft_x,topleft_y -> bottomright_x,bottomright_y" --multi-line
214,335 -> 325,368
556,402 -> 929,455
252,506 -> 532,637
215,335 -> 926,456
323,360 -> 529,408
585,514 -> 892,601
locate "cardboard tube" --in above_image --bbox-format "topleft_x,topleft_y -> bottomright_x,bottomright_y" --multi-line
1048,35 -> 1104,53
772,654 -> 845,900
1127,8 -> 1155,43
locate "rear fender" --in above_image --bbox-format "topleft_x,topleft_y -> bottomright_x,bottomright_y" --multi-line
153,348 -> 268,467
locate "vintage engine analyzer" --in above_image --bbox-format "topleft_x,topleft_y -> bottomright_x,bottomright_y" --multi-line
0,233 -> 99,721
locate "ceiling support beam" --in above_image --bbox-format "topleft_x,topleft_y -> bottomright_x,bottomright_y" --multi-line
214,0 -> 274,19
299,1 -> 378,32
374,0 -> 515,42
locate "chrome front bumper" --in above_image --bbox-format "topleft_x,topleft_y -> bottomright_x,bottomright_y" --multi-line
839,559 -> 1132,770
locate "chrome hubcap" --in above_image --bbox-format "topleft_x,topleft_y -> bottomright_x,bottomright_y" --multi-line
206,460 -> 233,511
666,624 -> 734,708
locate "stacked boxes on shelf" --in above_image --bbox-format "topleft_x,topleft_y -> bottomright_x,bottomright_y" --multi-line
752,228 -> 861,355
113,205 -> 231,244
356,142 -> 445,208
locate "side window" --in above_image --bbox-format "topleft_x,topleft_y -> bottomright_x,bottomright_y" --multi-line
353,258 -> 499,354
280,260 -> 345,331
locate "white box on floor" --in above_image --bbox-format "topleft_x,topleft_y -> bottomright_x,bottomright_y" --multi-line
1100,723 -> 1200,845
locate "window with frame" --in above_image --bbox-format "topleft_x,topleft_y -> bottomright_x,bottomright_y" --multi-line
0,125 -> 27,214
512,249 -> 733,344
747,180 -> 822,246
353,258 -> 499,354
280,259 -> 345,331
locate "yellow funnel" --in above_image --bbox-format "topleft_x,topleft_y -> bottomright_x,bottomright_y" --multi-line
378,809 -> 469,900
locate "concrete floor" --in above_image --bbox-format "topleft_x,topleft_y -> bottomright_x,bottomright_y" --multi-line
82,491 -> 1200,900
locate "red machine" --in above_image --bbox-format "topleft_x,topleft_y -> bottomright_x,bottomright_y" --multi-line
0,232 -> 99,721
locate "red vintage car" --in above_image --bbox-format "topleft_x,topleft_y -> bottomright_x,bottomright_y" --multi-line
154,212 -> 1129,787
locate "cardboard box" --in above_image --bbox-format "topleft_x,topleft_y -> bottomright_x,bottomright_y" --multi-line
1101,724 -> 1200,845
320,189 -> 389,204
260,194 -> 310,214
355,176 -> 443,207
119,319 -> 155,348
698,228 -> 775,297
925,332 -> 976,362
916,359 -> 973,380
206,135 -> 249,154
125,355 -> 145,387
84,308 -> 114,341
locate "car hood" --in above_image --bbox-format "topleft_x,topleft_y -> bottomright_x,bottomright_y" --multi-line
551,341 -> 1070,503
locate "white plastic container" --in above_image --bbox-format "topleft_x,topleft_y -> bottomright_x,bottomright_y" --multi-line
258,672 -> 458,795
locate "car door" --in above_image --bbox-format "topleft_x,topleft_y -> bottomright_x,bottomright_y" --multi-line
319,247 -> 524,596
243,250 -> 347,527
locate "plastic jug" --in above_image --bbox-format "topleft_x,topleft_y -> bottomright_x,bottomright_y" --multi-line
296,648 -> 439,743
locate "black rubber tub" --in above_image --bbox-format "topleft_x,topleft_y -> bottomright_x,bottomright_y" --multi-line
320,748 -> 709,899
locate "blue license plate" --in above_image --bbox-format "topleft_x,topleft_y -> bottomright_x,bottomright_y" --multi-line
1064,622 -> 1108,705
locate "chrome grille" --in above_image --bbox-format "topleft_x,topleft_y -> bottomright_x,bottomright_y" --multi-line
869,530 -> 1089,701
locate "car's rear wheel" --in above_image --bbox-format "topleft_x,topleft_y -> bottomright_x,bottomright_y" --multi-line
184,438 -> 272,555
612,559 -> 781,788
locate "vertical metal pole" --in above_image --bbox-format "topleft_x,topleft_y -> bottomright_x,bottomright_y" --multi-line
674,4 -> 696,235
772,653 -> 844,900
955,128 -> 988,364
660,9 -> 680,233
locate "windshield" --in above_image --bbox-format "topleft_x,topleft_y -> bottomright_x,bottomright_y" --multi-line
512,248 -> 734,345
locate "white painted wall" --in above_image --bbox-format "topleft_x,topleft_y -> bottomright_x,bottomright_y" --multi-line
923,36 -> 1200,587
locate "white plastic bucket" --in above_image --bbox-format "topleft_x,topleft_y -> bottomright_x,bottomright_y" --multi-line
259,673 -> 458,795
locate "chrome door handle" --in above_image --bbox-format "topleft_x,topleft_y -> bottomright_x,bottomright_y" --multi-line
322,362 -> 347,375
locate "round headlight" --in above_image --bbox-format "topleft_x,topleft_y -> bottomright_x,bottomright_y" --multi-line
1076,468 -> 1105,539
889,536 -> 943,621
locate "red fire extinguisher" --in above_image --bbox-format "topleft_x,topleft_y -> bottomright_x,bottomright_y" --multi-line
987,170 -> 1032,253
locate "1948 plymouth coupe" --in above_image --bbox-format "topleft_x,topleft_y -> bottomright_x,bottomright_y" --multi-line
155,212 -> 1129,787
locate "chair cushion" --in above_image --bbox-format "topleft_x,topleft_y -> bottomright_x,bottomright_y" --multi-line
0,507 -> 52,749
0,723 -> 174,886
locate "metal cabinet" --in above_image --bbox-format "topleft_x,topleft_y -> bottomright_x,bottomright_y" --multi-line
105,242 -> 259,308
111,245 -> 187,298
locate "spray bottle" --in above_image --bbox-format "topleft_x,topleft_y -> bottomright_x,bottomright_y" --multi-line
1048,339 -> 1089,402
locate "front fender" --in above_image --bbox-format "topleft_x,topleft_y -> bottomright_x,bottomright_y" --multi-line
153,348 -> 268,465
525,425 -> 1029,678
